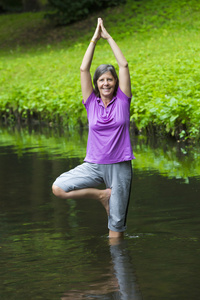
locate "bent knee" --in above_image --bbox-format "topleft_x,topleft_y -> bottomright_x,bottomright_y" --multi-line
52,184 -> 65,198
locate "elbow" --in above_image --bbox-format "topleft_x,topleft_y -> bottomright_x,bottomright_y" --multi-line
120,62 -> 129,69
80,66 -> 84,73
80,65 -> 89,73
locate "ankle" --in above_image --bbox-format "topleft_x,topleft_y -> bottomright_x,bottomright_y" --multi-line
109,230 -> 124,239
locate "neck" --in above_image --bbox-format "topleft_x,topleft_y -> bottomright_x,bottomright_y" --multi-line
101,95 -> 113,108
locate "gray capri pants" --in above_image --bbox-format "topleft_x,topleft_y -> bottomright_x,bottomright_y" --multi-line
53,161 -> 132,232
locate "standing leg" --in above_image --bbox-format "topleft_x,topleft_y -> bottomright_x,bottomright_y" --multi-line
101,161 -> 132,238
109,230 -> 124,238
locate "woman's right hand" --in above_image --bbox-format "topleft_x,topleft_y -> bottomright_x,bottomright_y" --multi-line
92,18 -> 102,43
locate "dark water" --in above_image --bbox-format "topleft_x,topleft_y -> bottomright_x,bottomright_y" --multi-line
0,127 -> 200,300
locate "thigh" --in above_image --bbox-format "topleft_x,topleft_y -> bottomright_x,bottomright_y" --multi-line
53,162 -> 104,192
102,161 -> 132,232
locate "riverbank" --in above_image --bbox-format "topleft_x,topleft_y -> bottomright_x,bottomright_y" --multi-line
1,0 -> 200,140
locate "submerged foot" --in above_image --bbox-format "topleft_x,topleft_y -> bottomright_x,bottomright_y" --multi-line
99,188 -> 111,216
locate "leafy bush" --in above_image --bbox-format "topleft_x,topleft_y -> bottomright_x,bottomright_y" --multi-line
46,0 -> 125,25
0,0 -> 22,12
0,0 -> 46,12
128,31 -> 200,140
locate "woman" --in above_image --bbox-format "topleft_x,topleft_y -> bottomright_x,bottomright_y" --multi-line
52,18 -> 135,238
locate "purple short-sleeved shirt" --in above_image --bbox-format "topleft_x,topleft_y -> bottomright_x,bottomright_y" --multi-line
83,87 -> 135,164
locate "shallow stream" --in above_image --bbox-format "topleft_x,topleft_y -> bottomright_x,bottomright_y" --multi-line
0,126 -> 200,299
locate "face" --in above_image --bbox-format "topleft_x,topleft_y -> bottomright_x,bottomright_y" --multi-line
97,71 -> 117,99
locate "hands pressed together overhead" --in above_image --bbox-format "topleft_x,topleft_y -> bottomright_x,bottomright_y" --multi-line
92,18 -> 111,43
80,16 -> 131,100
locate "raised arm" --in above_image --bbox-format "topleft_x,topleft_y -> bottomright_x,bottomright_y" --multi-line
80,18 -> 101,102
100,19 -> 131,98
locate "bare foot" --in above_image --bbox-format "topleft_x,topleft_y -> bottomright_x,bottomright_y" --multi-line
99,188 -> 111,216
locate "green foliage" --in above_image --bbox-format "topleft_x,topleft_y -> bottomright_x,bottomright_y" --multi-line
0,0 -> 46,12
0,0 -> 200,139
0,47 -> 87,127
128,32 -> 200,139
0,0 -> 22,12
46,0 -> 125,25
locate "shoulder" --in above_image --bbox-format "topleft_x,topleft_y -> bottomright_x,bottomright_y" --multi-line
82,90 -> 97,109
116,87 -> 132,102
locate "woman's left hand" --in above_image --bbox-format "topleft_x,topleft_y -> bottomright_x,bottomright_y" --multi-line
99,18 -> 111,40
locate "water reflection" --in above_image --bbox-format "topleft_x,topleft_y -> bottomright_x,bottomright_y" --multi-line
61,239 -> 143,300
109,239 -> 142,300
1,125 -> 200,180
